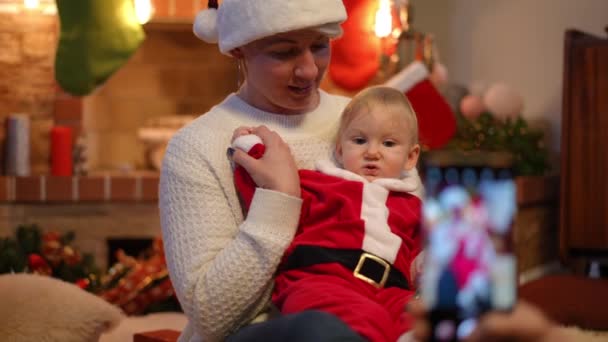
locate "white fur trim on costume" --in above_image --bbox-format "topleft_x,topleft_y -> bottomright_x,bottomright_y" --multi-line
193,0 -> 347,56
315,159 -> 423,198
232,134 -> 263,153
193,8 -> 219,43
360,182 -> 402,263
375,168 -> 424,199
384,61 -> 429,93
315,159 -> 367,183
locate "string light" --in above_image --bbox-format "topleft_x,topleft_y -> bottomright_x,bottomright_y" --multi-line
23,0 -> 40,9
374,0 -> 392,38
134,0 -> 154,24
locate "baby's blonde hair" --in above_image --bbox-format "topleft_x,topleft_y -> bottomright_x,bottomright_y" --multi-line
336,86 -> 419,146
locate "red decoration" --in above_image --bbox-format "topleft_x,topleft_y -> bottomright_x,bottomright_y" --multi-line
42,231 -> 64,266
406,79 -> 456,149
75,278 -> 90,290
329,0 -> 382,91
98,238 -> 177,315
28,254 -> 52,276
51,125 -> 73,176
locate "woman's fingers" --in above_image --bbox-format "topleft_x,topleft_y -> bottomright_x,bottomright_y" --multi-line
231,126 -> 254,142
231,147 -> 256,169
406,299 -> 430,341
232,125 -> 300,198
467,301 -> 553,342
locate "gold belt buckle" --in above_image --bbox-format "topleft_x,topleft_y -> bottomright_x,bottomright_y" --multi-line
353,252 -> 390,288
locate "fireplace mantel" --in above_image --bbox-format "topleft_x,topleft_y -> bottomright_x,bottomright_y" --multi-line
0,172 -> 159,203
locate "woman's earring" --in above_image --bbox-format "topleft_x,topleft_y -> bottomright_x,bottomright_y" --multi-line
237,60 -> 244,89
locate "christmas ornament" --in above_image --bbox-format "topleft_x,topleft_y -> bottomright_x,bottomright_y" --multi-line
98,238 -> 178,315
483,83 -> 524,120
460,95 -> 485,120
1,225 -> 101,290
55,0 -> 145,96
1,225 -> 179,314
28,254 -> 52,276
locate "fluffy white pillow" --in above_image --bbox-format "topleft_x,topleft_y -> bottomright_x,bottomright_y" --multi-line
0,273 -> 124,342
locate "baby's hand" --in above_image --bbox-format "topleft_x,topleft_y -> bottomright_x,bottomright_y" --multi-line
231,126 -> 254,143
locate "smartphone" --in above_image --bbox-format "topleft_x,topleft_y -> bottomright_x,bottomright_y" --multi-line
420,151 -> 517,342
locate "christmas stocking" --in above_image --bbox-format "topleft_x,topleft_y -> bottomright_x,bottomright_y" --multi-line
385,61 -> 456,149
55,0 -> 145,96
231,135 -> 266,213
329,0 -> 381,91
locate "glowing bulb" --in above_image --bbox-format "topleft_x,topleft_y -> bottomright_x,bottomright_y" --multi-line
134,0 -> 154,24
23,0 -> 39,9
374,0 -> 392,38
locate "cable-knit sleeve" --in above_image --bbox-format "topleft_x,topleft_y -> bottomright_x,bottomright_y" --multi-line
159,133 -> 302,341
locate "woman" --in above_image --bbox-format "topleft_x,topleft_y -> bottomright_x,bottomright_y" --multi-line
159,0 -> 365,341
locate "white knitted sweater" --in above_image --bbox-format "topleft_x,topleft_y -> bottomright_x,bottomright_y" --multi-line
159,90 -> 351,342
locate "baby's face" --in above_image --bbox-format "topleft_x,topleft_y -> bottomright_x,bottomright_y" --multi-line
336,105 -> 419,182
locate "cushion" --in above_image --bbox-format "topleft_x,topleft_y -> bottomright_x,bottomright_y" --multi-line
0,273 -> 124,342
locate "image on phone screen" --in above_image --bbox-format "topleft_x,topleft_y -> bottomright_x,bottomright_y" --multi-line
420,155 -> 517,342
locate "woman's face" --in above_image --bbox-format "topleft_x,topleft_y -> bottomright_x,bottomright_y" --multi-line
236,29 -> 331,115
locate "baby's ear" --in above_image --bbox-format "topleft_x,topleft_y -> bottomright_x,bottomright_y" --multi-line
404,143 -> 421,171
334,143 -> 343,164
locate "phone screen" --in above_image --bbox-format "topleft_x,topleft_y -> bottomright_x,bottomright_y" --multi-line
420,151 -> 517,342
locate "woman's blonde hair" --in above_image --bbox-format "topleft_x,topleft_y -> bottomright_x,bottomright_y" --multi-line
336,86 -> 419,146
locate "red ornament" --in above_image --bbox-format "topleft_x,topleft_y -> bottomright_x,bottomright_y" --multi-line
42,231 -> 64,266
75,278 -> 90,290
28,254 -> 52,276
62,246 -> 82,266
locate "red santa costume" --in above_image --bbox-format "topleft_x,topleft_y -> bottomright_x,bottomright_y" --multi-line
232,135 -> 424,342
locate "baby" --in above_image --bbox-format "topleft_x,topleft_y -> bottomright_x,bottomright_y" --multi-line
231,86 -> 424,342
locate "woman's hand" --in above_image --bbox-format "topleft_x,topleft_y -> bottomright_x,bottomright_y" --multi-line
407,299 -> 559,342
231,125 -> 301,198
467,301 -> 555,342
231,126 -> 254,142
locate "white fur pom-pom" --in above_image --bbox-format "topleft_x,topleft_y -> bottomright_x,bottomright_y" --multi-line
193,8 -> 219,43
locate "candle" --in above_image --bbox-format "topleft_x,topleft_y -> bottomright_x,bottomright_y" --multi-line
5,114 -> 31,176
50,125 -> 73,176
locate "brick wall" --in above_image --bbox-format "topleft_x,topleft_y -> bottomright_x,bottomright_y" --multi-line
83,23 -> 236,171
1,1 -> 236,173
0,10 -> 58,174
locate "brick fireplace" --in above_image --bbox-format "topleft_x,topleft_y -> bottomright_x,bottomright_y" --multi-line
0,0 -> 236,269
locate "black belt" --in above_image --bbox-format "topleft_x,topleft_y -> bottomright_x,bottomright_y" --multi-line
279,245 -> 410,290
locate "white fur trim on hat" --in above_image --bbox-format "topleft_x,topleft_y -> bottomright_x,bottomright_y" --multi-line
193,0 -> 347,56
384,61 -> 429,93
193,8 -> 219,43
232,134 -> 263,153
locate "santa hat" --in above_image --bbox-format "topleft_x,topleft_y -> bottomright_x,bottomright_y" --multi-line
231,134 -> 266,213
385,61 -> 456,149
193,0 -> 347,56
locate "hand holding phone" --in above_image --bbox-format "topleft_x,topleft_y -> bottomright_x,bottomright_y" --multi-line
420,151 -> 517,342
